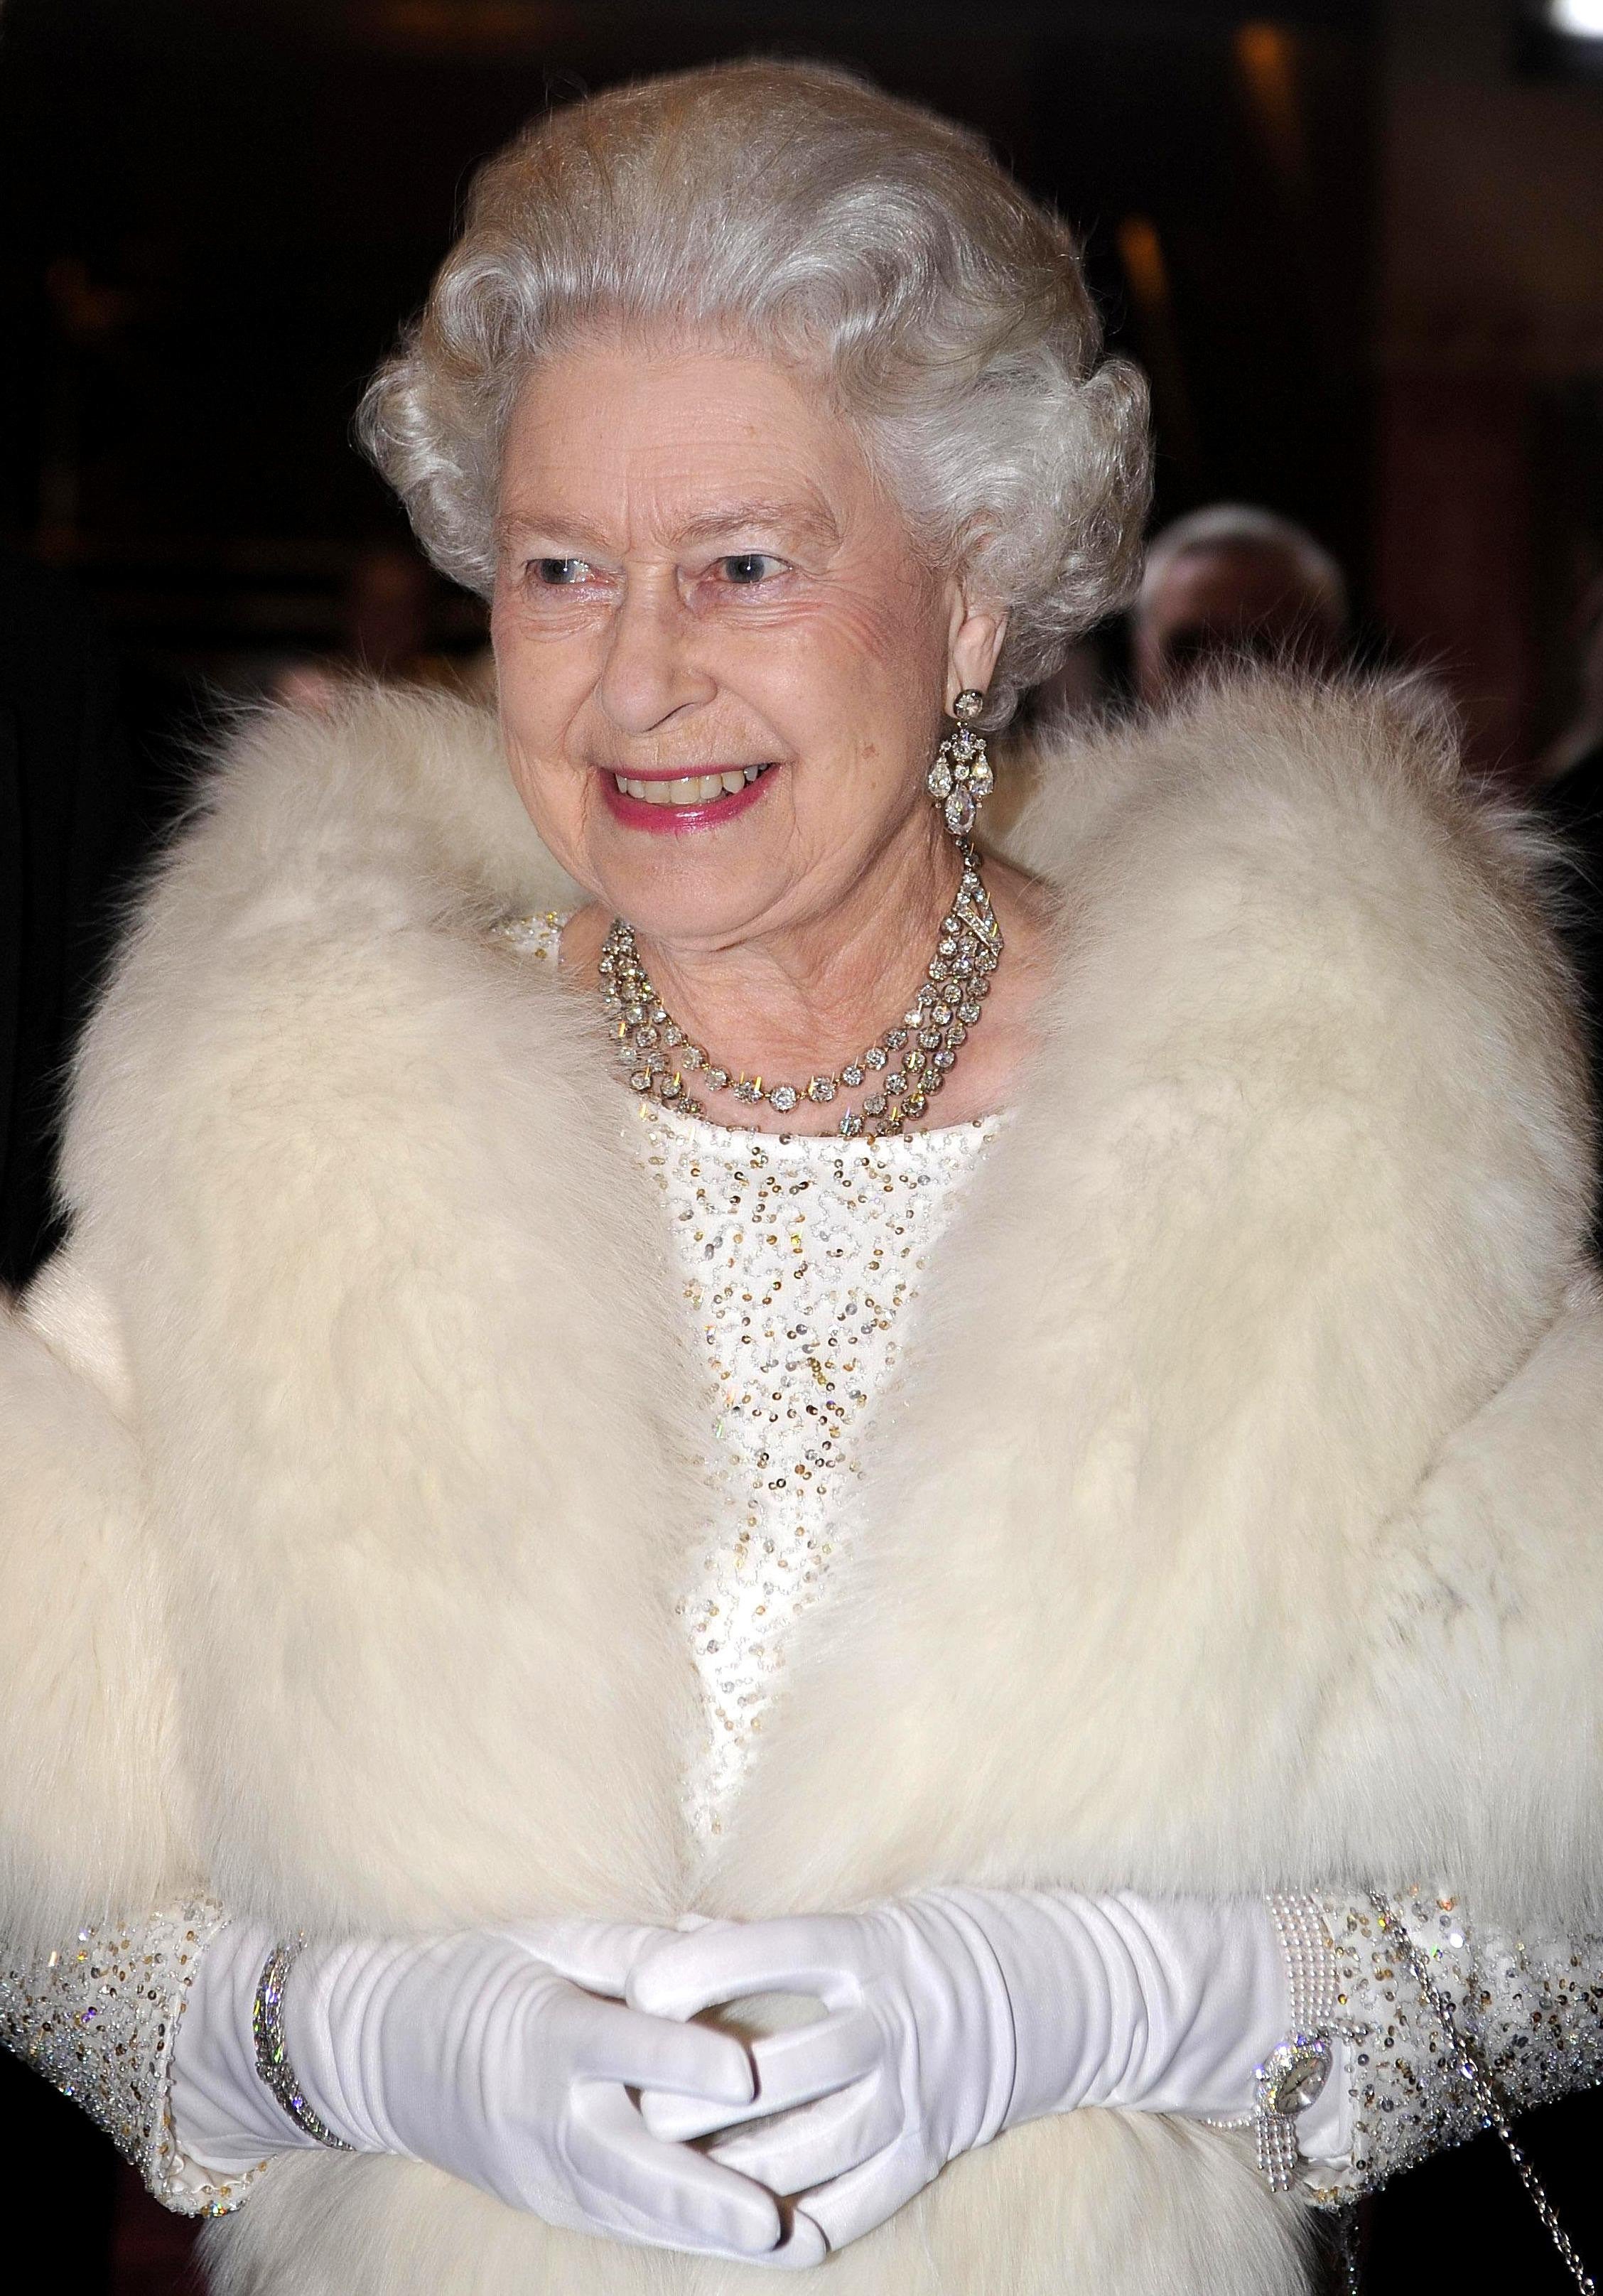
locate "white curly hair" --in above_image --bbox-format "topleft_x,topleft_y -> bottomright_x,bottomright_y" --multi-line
357,58 -> 1152,725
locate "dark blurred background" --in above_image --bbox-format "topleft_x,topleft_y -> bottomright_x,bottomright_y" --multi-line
1,1 -> 1602,2290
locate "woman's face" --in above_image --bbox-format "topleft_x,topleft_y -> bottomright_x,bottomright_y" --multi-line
492,337 -> 1003,951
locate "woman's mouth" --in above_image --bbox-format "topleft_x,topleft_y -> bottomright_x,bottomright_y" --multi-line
600,762 -> 777,833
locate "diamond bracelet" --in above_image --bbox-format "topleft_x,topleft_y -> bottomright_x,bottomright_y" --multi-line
251,1936 -> 354,2151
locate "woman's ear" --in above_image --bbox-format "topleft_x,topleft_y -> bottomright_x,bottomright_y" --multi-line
946,590 -> 1008,708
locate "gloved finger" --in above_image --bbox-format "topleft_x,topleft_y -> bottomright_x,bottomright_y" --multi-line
630,1914 -> 865,2022
571,1994 -> 756,2106
740,2210 -> 830,2271
569,2081 -> 782,2256
640,2005 -> 881,2142
495,1919 -> 674,1997
708,2071 -> 895,2194
794,2141 -> 924,2255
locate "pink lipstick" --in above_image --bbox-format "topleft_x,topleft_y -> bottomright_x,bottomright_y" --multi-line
599,763 -> 778,836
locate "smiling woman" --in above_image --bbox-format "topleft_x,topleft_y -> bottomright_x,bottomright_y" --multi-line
3,55 -> 1603,2296
474,338 -> 1030,1116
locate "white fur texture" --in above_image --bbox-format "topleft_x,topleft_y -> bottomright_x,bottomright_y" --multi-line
1,676 -> 1598,2296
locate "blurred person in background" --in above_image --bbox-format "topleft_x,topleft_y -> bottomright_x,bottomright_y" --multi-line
1,60 -> 1602,2296
1133,502 -> 1349,704
999,507 -> 1349,846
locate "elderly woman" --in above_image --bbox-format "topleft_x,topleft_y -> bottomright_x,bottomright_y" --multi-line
2,59 -> 1602,2296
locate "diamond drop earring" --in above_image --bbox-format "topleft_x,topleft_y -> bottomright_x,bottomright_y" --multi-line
926,689 -> 994,841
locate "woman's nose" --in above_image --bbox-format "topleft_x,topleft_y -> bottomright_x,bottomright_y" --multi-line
594,571 -> 716,735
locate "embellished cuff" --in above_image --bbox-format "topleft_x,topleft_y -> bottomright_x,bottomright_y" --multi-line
1251,1894 -> 1357,2190
1302,1887 -> 1603,2206
0,1903 -> 266,2216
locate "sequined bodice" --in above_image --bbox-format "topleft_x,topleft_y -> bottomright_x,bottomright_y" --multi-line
633,1096 -> 995,1838
502,912 -> 997,1838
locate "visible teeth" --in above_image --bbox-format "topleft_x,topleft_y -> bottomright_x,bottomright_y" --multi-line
612,764 -> 773,806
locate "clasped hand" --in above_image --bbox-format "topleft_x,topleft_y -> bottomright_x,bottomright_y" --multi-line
627,1895 -> 1022,2262
270,1898 -> 1021,2265
205,1891 -> 1279,2265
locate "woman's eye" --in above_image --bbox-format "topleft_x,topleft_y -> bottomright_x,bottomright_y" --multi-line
530,556 -> 593,587
717,553 -> 784,586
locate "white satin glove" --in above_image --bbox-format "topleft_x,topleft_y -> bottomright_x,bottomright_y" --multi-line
171,1915 -> 823,2263
631,1890 -> 1332,2258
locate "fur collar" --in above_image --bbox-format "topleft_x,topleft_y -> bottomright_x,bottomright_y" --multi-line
41,674 -> 1600,1942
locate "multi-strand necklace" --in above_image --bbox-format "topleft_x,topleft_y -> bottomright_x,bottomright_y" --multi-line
599,841 -> 1003,1139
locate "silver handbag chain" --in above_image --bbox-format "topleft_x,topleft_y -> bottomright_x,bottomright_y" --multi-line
1362,1892 -> 1594,2295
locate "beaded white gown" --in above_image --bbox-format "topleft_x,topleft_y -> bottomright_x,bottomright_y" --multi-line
634,1089 -> 999,1844
2,915 -> 1602,2225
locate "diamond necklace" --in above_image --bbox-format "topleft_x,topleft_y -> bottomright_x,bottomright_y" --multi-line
598,842 -> 1003,1139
